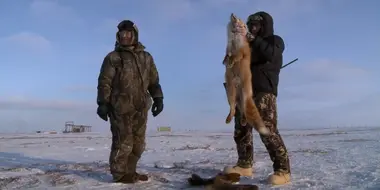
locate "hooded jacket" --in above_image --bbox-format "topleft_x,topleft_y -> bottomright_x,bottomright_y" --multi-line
97,20 -> 163,114
247,12 -> 285,96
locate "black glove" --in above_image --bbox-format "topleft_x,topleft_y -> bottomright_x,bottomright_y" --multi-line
151,97 -> 163,117
97,104 -> 109,121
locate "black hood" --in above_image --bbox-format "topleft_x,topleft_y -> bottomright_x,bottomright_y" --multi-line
115,20 -> 139,46
247,11 -> 274,38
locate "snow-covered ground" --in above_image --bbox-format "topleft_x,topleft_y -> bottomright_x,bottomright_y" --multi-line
1,127 -> 380,190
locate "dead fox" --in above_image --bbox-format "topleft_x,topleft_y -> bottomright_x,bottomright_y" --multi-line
188,173 -> 259,190
223,13 -> 269,136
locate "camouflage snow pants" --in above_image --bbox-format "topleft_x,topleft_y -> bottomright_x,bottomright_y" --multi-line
108,110 -> 148,181
234,92 -> 291,174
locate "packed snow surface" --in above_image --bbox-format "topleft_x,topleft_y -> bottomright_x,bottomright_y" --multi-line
1,127 -> 380,190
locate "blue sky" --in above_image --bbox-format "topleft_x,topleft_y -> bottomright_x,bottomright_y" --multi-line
0,0 -> 379,133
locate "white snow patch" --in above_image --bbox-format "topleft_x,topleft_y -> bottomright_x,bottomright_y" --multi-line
0,127 -> 379,189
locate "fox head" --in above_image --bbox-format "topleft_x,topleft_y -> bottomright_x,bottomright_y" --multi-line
229,13 -> 248,35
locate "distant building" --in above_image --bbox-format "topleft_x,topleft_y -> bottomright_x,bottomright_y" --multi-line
44,131 -> 57,134
63,121 -> 92,133
157,126 -> 171,132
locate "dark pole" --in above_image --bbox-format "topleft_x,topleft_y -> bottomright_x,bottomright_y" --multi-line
281,58 -> 298,69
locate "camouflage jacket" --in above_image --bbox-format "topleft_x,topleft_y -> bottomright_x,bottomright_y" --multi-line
97,42 -> 163,114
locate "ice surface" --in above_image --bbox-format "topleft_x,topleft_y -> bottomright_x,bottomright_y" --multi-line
1,127 -> 380,190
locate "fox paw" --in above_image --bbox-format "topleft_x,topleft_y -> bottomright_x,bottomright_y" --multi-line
225,114 -> 233,124
223,57 -> 229,65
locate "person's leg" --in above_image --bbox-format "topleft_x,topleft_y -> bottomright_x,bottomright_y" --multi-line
127,111 -> 148,181
255,92 -> 291,185
108,112 -> 134,182
223,108 -> 254,177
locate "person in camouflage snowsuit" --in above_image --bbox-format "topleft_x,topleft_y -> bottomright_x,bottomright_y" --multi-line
223,11 -> 291,185
96,20 -> 164,183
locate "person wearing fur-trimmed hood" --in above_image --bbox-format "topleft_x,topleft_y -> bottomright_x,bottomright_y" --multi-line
223,11 -> 291,185
96,20 -> 164,183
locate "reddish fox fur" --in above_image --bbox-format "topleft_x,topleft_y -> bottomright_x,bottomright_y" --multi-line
223,13 -> 269,136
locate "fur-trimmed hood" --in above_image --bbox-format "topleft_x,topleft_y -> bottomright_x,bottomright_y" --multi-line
247,11 -> 274,37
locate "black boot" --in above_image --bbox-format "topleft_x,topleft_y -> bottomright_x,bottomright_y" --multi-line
115,173 -> 149,184
135,172 -> 149,181
115,173 -> 139,184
